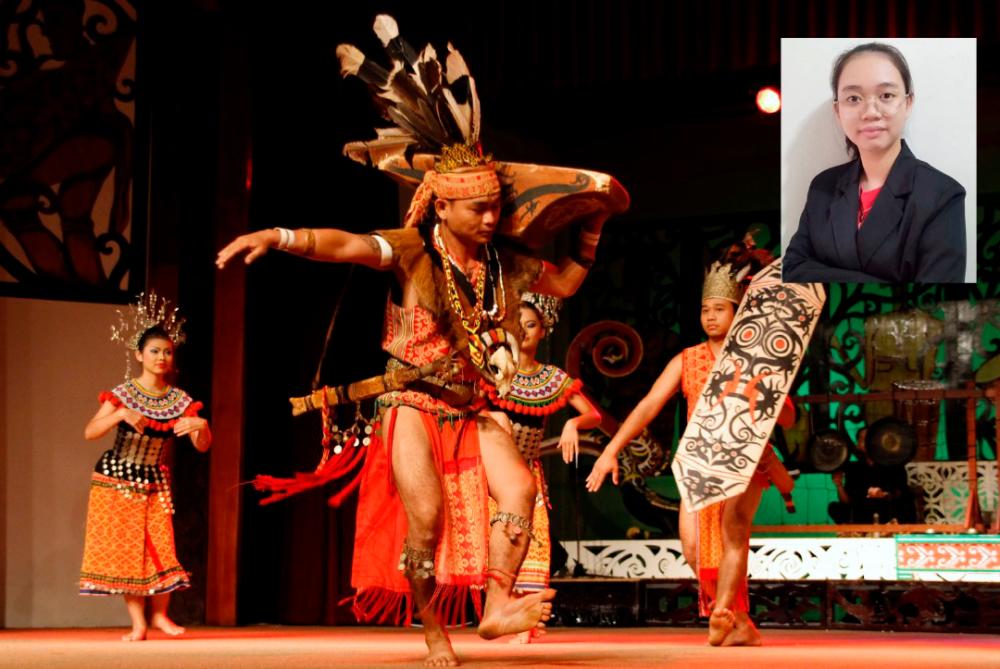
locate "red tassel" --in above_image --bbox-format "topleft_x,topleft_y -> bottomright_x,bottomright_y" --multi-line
327,467 -> 364,507
349,584 -> 485,629
352,588 -> 412,626
253,435 -> 368,506
426,583 -> 484,628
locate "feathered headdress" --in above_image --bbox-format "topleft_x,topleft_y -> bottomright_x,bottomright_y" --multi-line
337,15 -> 488,168
336,15 -> 630,245
337,16 -> 500,228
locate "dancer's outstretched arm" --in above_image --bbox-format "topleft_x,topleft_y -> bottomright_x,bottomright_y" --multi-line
216,228 -> 386,269
586,352 -> 683,491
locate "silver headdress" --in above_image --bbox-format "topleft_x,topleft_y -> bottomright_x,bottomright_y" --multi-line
110,291 -> 186,379
520,292 -> 562,332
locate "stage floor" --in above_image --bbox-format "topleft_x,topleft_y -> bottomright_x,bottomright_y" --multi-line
1,626 -> 998,668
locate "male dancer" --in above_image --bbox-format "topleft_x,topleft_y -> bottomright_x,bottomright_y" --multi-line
586,252 -> 790,647
218,15 -> 626,666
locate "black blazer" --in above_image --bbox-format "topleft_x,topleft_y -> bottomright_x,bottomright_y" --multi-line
783,141 -> 966,283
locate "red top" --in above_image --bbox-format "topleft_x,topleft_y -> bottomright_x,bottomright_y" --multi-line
858,185 -> 882,229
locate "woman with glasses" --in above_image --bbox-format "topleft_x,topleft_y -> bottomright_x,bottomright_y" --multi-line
783,42 -> 966,283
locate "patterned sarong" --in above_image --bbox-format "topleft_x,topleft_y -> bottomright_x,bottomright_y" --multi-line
79,473 -> 190,596
351,404 -> 491,627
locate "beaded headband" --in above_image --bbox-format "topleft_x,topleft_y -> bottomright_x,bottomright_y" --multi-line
402,162 -> 501,228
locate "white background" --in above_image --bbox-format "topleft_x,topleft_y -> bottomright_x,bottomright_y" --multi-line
781,38 -> 977,283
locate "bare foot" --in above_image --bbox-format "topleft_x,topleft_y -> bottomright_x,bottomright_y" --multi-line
708,607 -> 735,646
424,627 -> 459,667
721,612 -> 762,647
478,588 -> 555,640
121,626 -> 146,642
150,613 -> 185,636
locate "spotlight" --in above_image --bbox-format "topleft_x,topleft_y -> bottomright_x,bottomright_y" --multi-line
756,86 -> 781,114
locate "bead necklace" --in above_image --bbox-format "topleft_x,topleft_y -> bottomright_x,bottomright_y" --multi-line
132,378 -> 170,397
433,223 -> 488,331
433,223 -> 507,369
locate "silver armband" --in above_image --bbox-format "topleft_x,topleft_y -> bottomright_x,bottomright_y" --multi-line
372,234 -> 393,268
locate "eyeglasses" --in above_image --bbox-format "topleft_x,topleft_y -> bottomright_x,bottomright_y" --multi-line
835,91 -> 911,114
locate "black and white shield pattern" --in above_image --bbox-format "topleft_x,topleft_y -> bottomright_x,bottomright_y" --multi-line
671,259 -> 825,512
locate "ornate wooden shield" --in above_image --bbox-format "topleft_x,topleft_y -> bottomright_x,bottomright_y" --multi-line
671,259 -> 826,512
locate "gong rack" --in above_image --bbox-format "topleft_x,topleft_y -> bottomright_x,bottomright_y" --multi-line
751,382 -> 1000,536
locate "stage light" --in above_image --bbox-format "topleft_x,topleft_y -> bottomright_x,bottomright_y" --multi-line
756,87 -> 781,114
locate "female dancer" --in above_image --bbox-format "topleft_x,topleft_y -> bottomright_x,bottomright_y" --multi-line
80,297 -> 211,641
485,292 -> 601,643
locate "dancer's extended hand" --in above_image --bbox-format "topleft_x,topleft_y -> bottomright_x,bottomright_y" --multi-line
585,451 -> 618,491
559,421 -> 579,464
216,229 -> 280,268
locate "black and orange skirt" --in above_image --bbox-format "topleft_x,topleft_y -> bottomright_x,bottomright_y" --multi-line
79,472 -> 190,596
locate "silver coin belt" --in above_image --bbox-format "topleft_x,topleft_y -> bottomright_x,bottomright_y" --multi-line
100,427 -> 175,514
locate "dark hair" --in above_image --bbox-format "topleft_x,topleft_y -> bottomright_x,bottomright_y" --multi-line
137,326 -> 171,351
830,42 -> 913,158
420,196 -> 439,228
519,301 -> 542,316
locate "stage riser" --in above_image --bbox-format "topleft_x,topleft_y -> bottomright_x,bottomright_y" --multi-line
550,579 -> 1000,633
562,537 -> 1000,581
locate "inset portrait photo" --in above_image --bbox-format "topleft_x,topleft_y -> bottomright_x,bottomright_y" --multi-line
781,38 -> 976,284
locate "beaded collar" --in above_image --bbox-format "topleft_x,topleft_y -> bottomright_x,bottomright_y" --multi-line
102,380 -> 195,424
483,364 -> 581,416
